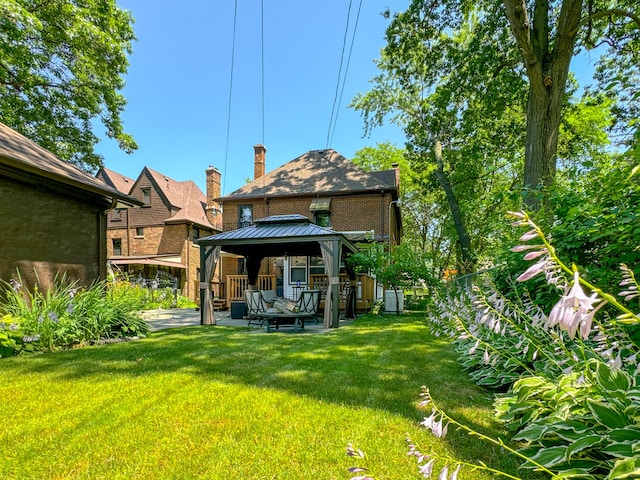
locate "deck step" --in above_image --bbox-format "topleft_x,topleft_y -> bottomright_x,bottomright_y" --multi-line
213,298 -> 227,311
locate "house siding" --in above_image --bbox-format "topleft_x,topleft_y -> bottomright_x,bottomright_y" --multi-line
0,174 -> 108,292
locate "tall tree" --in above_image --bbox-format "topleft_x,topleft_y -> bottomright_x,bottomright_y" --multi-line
0,0 -> 137,170
502,0 -> 639,209
352,5 -> 526,272
359,0 -> 639,211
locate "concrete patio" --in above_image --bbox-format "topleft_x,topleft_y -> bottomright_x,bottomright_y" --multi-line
142,308 -> 351,333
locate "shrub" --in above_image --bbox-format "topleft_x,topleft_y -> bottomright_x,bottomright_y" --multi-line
420,212 -> 640,479
0,273 -> 149,356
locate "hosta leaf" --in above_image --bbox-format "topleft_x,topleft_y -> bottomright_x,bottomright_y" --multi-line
551,420 -> 593,443
513,376 -> 549,398
602,442 -> 636,458
513,423 -> 547,442
587,400 -> 630,429
528,445 -> 569,468
608,455 -> 640,479
566,434 -> 605,461
609,426 -> 640,443
554,468 -> 598,479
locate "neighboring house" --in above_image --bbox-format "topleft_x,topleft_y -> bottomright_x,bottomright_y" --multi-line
213,145 -> 402,306
0,122 -> 139,293
96,166 -> 222,301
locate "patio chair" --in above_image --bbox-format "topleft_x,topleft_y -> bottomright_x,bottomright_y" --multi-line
295,289 -> 321,325
245,290 -> 269,326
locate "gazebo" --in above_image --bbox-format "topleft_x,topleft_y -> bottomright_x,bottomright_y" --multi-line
196,214 -> 358,328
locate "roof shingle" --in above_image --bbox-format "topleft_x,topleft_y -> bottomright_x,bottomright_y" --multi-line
0,122 -> 138,205
223,149 -> 398,199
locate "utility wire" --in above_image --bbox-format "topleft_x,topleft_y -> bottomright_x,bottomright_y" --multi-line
222,0 -> 239,196
325,0 -> 354,150
329,0 -> 363,147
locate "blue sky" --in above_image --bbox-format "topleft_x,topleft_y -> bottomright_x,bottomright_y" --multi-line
97,1 -> 599,196
96,1 -> 409,195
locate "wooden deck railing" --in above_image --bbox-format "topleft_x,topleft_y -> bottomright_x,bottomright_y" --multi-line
310,273 -> 375,312
225,275 -> 276,307
223,273 -> 375,312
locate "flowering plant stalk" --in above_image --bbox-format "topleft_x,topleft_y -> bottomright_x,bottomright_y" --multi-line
508,211 -> 640,332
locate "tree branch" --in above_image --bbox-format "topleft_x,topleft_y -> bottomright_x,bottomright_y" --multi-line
581,8 -> 640,28
503,0 -> 538,68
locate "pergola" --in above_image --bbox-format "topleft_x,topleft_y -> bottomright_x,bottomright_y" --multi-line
196,214 -> 358,328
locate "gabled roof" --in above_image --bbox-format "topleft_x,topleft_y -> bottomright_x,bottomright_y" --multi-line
223,149 -> 398,200
164,180 -> 212,229
0,122 -> 140,206
144,166 -> 188,209
97,167 -> 135,194
102,165 -> 215,230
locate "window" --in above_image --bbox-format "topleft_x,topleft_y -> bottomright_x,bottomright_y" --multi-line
135,227 -> 144,237
309,256 -> 325,275
192,226 -> 200,243
141,188 -> 151,206
112,208 -> 122,221
238,204 -> 253,228
289,256 -> 307,284
314,211 -> 331,227
112,238 -> 122,256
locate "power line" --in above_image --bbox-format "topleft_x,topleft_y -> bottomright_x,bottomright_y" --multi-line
222,0 -> 239,196
329,0 -> 363,147
325,0 -> 363,149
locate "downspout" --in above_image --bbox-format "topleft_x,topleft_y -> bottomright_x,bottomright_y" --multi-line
125,203 -> 130,256
185,223 -> 191,299
101,197 -> 118,281
380,191 -> 385,244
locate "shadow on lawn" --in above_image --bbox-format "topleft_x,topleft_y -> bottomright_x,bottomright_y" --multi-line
9,314 -> 528,476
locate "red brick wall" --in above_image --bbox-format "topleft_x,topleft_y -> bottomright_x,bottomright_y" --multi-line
0,174 -> 109,293
106,214 -> 213,301
221,192 -> 394,241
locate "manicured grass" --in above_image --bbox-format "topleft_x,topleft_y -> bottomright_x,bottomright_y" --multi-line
1,314 -> 525,479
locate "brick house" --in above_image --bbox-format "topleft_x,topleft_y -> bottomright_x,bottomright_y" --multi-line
211,145 -> 401,306
96,166 -> 222,301
0,122 -> 139,293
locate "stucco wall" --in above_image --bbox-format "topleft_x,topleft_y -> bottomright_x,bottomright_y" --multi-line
0,175 -> 107,292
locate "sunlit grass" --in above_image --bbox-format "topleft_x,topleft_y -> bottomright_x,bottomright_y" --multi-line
1,314 -> 526,479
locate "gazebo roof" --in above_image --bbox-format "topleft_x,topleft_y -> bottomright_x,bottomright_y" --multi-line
197,214 -> 357,257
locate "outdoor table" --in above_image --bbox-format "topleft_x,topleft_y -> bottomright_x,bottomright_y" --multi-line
261,311 -> 315,333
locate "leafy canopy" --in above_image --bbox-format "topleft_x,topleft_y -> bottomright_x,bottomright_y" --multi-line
0,0 -> 137,170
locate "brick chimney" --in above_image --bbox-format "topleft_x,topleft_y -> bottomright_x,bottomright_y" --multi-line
205,166 -> 222,231
254,144 -> 266,180
391,162 -> 401,191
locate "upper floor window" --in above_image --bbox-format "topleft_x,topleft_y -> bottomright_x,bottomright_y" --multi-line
135,227 -> 144,237
112,208 -> 122,221
141,188 -> 151,206
238,204 -> 253,228
192,226 -> 201,243
314,211 -> 331,227
112,238 -> 122,256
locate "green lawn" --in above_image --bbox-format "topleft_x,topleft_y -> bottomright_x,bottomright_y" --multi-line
1,314 -> 525,479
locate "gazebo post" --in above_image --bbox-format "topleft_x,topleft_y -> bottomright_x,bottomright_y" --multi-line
331,238 -> 340,328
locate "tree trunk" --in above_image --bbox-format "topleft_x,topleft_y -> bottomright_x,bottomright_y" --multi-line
434,141 -> 474,272
523,81 -> 562,211
503,0 -> 583,211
